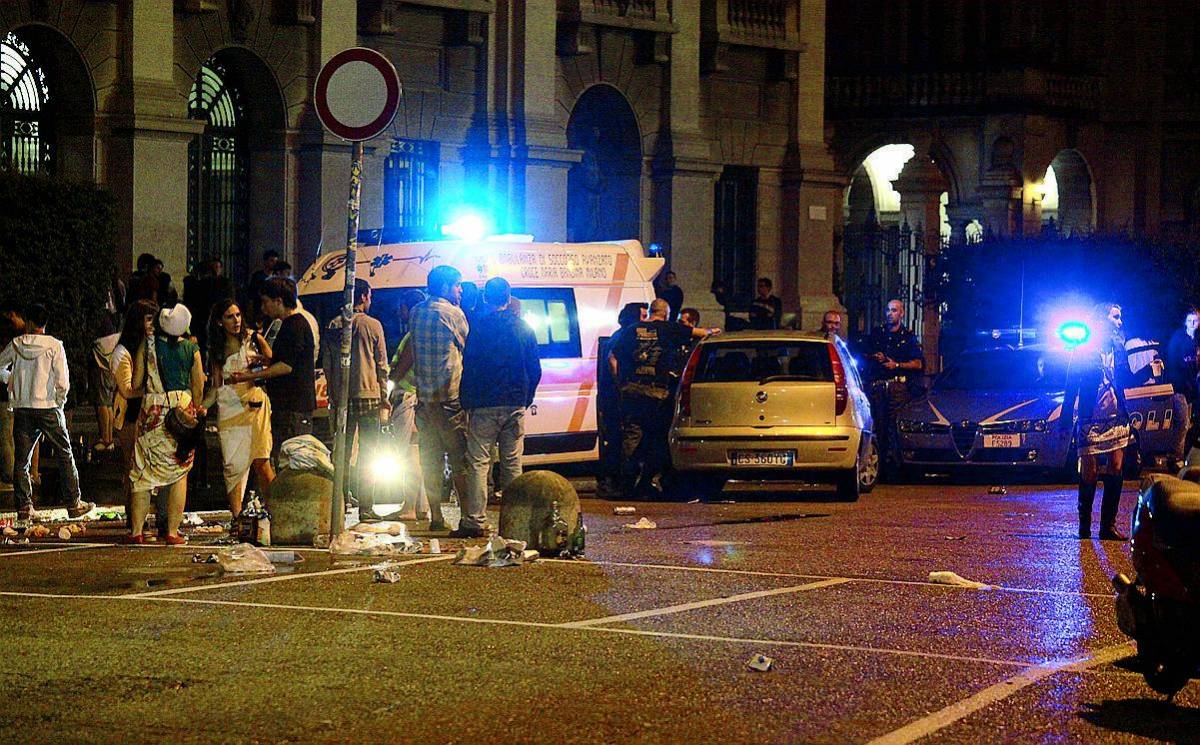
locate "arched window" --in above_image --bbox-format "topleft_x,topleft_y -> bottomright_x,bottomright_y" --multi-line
187,60 -> 247,274
0,31 -> 51,174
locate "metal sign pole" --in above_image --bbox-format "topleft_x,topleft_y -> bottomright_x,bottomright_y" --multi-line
329,140 -> 364,538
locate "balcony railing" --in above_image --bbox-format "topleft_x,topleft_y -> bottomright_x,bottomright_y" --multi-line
827,70 -> 1104,115
704,0 -> 800,51
557,0 -> 672,32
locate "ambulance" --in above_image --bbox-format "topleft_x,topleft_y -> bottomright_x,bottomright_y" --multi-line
296,238 -> 664,464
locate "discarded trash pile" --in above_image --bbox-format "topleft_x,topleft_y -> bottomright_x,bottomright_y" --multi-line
191,544 -> 306,575
329,523 -> 423,556
453,536 -> 539,568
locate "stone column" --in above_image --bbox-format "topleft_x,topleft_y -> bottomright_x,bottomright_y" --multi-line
652,0 -> 721,318
781,0 -> 847,331
103,0 -> 204,278
508,0 -> 578,241
978,169 -> 1023,238
894,154 -> 947,373
295,0 -> 357,269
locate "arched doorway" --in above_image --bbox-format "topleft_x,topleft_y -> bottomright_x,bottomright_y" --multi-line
1040,149 -> 1094,236
188,58 -> 247,276
0,31 -> 50,174
566,85 -> 641,243
1,26 -> 94,179
841,144 -> 953,337
187,49 -> 286,282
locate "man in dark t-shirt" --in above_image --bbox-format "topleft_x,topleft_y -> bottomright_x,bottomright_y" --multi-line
231,276 -> 315,459
608,298 -> 716,497
748,277 -> 782,330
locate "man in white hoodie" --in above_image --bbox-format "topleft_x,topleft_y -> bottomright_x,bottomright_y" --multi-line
0,304 -> 94,521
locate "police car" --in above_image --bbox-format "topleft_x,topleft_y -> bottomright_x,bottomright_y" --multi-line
894,341 -> 1188,478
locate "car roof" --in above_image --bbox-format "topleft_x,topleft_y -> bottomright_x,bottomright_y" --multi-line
700,330 -> 829,344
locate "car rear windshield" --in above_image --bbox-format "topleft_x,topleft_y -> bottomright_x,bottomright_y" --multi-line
934,349 -> 1070,391
694,341 -> 833,383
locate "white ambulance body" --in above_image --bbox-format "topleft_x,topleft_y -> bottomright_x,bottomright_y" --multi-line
297,239 -> 664,464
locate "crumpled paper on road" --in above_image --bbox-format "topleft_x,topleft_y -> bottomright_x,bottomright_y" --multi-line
329,529 -> 420,556
623,517 -> 657,530
928,571 -> 992,590
453,536 -> 539,568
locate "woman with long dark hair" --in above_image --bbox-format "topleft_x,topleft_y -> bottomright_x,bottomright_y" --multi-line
127,305 -> 205,544
112,300 -> 157,531
1069,302 -> 1157,540
204,298 -> 274,517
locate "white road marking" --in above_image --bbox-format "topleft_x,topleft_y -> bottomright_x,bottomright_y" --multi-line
549,559 -> 1114,599
0,589 -> 1038,669
125,554 -> 454,597
0,543 -> 106,557
558,578 -> 851,628
865,641 -> 1135,745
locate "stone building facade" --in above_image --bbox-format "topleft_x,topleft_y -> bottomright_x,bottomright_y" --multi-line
826,1 -> 1200,361
3,0 -> 842,329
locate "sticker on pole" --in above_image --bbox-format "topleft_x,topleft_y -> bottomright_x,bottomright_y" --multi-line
313,47 -> 402,142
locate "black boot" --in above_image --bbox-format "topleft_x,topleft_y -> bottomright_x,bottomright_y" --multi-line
1077,481 -> 1096,539
1099,475 -> 1127,541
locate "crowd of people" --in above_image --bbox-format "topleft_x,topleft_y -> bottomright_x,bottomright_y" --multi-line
0,252 -> 550,543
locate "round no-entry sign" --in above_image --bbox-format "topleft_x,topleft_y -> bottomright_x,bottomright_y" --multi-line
313,47 -> 402,142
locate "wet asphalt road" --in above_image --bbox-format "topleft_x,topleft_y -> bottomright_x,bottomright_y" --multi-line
2,478 -> 1198,743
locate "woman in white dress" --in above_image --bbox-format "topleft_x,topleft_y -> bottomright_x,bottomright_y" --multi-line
205,299 -> 274,517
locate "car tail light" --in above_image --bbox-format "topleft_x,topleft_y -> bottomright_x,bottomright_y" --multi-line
827,342 -> 848,416
677,345 -> 704,417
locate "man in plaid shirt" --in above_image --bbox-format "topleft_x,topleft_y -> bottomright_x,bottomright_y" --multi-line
410,265 -> 471,533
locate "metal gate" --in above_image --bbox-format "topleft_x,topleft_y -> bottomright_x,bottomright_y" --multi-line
840,217 -> 925,339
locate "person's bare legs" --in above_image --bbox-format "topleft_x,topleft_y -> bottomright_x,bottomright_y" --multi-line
130,489 -> 151,538
164,479 -> 187,538
252,458 -> 275,494
98,406 -> 114,446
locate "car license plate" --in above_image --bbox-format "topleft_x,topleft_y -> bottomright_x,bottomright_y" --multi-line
729,450 -> 795,466
982,434 -> 1022,448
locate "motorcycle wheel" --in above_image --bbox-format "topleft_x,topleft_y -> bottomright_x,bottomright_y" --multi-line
1143,653 -> 1193,698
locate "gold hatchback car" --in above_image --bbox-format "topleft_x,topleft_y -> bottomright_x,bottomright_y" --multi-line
668,331 -> 878,501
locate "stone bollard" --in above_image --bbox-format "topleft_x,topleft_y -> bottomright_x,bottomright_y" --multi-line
498,470 -> 579,552
266,469 -> 332,546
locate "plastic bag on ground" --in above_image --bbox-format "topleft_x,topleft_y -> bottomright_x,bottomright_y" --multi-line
329,529 -> 419,556
928,570 -> 992,590
624,517 -> 657,530
278,435 -> 335,477
454,536 -> 538,568
215,543 -> 276,575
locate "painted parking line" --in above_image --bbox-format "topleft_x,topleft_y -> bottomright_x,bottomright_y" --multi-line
0,589 -> 1039,669
559,578 -> 851,628
0,543 -> 107,558
126,554 -> 455,597
865,641 -> 1135,745
549,559 -> 1115,599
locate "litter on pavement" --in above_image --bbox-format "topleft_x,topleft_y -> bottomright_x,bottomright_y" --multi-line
682,540 -> 747,547
747,654 -> 774,672
988,486 -> 1007,495
613,506 -> 637,515
453,536 -> 539,568
212,543 -> 276,575
373,568 -> 403,583
928,570 -> 992,590
623,517 -> 657,530
350,521 -> 409,536
329,528 -> 420,556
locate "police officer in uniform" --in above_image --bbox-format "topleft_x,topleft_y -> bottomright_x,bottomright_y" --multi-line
866,299 -> 924,468
608,299 -> 716,498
